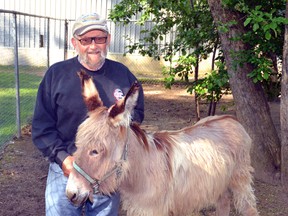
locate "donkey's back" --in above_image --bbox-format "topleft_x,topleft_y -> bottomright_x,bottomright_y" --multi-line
121,115 -> 258,216
172,115 -> 255,215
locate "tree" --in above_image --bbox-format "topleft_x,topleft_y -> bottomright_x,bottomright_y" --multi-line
207,0 -> 282,183
281,1 -> 288,190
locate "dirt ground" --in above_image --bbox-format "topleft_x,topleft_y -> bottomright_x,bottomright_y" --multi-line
0,83 -> 287,216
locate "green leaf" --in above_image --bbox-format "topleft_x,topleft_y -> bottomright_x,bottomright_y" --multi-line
253,23 -> 259,32
270,22 -> 277,30
263,71 -> 270,80
265,31 -> 271,40
283,18 -> 288,25
244,18 -> 252,27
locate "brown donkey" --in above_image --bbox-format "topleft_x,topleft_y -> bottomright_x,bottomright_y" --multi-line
66,71 -> 258,216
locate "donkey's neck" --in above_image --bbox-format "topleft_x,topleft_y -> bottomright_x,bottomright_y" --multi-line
120,128 -> 173,198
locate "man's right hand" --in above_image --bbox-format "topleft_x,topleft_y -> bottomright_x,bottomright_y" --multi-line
62,155 -> 74,177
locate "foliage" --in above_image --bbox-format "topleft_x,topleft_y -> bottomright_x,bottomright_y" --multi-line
109,0 -> 287,102
162,54 -> 197,89
110,0 -> 216,58
188,57 -> 230,103
110,0 -> 224,101
226,0 -> 287,100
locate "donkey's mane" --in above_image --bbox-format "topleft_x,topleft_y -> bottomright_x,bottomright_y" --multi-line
130,123 -> 176,177
130,123 -> 175,152
130,123 -> 149,150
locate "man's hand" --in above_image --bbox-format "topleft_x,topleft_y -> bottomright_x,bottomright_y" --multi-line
62,155 -> 74,177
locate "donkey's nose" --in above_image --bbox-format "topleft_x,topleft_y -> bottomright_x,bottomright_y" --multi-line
70,193 -> 77,202
66,190 -> 77,203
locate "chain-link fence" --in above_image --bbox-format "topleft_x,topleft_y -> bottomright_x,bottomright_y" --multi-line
0,10 -> 168,147
0,11 -> 50,146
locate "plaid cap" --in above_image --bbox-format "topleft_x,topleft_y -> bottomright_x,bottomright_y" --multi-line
72,12 -> 109,36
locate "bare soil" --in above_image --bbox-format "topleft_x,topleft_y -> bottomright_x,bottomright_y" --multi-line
0,84 -> 287,216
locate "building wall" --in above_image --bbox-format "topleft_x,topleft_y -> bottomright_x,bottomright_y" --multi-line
0,0 -> 119,20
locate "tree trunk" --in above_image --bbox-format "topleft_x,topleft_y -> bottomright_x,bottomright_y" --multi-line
208,0 -> 281,183
281,1 -> 288,191
211,36 -> 219,71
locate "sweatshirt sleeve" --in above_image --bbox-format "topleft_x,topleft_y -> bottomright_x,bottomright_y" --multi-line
132,84 -> 145,124
31,70 -> 71,167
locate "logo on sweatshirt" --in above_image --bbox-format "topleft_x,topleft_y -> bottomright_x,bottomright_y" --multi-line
113,89 -> 124,101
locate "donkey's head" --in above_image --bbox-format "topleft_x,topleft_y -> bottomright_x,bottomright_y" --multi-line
66,70 -> 139,206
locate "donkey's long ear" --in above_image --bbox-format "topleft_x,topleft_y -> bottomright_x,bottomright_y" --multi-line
108,81 -> 140,126
78,70 -> 103,111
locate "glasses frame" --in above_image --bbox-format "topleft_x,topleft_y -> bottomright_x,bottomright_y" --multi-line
75,36 -> 108,46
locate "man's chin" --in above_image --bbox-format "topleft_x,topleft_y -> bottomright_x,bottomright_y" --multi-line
88,61 -> 104,69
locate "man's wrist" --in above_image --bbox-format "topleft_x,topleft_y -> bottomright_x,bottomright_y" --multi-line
55,150 -> 70,168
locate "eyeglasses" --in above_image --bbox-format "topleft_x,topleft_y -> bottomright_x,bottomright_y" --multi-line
76,36 -> 108,45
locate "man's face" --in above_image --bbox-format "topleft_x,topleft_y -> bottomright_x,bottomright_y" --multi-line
72,30 -> 111,70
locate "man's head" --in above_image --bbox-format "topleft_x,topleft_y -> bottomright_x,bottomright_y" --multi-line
71,13 -> 111,71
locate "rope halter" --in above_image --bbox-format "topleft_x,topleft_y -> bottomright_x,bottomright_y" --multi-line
72,130 -> 129,194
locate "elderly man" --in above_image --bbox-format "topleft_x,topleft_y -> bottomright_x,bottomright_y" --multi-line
32,12 -> 144,216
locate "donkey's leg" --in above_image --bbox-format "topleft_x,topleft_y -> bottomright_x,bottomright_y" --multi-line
229,169 -> 259,216
231,183 -> 259,216
215,190 -> 231,216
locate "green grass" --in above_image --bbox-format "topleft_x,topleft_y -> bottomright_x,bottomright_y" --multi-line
0,67 -> 44,146
0,65 -> 47,75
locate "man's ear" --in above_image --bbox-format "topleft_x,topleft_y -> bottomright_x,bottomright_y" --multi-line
71,37 -> 77,49
106,34 -> 111,46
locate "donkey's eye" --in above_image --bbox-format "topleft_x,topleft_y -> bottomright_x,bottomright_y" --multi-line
89,149 -> 98,156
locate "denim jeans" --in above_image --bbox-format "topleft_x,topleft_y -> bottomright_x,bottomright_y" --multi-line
45,163 -> 120,216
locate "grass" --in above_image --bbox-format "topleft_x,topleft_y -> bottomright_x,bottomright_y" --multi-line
0,66 -> 44,146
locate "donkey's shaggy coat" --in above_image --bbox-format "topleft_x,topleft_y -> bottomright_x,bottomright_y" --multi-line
66,71 -> 258,216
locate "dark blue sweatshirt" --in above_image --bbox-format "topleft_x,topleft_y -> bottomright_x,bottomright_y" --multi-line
32,57 -> 144,167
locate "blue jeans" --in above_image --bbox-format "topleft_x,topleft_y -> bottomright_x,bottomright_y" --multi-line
45,163 -> 120,216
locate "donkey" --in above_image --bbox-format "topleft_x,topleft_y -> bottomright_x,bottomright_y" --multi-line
66,71 -> 258,216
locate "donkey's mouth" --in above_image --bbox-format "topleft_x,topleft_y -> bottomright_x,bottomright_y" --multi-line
67,191 -> 89,207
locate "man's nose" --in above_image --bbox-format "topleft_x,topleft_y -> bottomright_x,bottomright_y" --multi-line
89,40 -> 98,48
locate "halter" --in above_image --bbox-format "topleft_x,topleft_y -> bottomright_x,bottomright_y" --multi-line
73,130 -> 129,194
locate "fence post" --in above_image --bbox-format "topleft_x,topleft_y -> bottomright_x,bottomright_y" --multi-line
13,12 -> 21,139
64,19 -> 68,60
47,18 -> 50,67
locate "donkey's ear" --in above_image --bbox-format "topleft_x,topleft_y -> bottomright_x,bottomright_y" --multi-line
78,70 -> 103,111
108,81 -> 140,126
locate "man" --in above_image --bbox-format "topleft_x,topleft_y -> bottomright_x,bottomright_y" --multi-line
32,12 -> 144,216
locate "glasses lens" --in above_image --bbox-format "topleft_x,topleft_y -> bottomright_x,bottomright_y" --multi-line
95,37 -> 107,44
78,37 -> 107,45
79,38 -> 92,45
